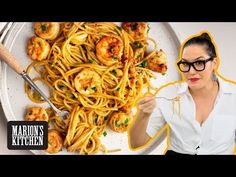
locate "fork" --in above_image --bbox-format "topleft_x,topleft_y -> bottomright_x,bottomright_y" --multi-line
155,96 -> 180,101
0,42 -> 69,119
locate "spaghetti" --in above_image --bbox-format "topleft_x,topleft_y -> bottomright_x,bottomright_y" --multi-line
25,22 -> 168,154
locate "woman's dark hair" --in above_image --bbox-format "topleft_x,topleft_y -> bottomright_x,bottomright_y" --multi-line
183,32 -> 216,58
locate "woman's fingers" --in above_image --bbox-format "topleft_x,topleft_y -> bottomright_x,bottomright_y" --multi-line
138,95 -> 156,114
139,95 -> 155,105
139,103 -> 156,112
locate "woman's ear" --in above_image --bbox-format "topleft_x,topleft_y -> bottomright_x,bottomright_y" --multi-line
212,57 -> 218,70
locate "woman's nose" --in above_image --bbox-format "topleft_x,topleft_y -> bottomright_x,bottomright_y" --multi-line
189,65 -> 196,74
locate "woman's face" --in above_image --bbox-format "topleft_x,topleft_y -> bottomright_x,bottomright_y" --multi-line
181,44 -> 217,90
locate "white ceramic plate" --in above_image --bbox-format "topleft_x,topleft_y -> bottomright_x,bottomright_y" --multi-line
0,22 -> 181,155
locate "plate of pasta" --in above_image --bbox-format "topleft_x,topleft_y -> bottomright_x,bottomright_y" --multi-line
0,22 -> 181,155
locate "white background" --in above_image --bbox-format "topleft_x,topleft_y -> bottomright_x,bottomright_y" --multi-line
1,22 -> 236,154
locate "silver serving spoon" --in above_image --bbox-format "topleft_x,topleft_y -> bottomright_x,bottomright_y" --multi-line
0,43 -> 69,119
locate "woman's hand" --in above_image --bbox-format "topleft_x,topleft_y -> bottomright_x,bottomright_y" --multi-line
129,94 -> 156,148
138,95 -> 157,114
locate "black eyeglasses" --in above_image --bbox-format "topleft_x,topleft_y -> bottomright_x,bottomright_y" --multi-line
177,57 -> 214,72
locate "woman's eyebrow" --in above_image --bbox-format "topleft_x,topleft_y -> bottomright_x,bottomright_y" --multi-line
181,56 -> 205,62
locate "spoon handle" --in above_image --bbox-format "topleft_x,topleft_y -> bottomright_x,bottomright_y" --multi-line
0,42 -> 24,74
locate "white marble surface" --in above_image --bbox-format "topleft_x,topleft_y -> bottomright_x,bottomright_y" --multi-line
1,22 -> 236,155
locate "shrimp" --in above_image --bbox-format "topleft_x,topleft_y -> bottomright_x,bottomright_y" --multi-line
25,107 -> 49,122
74,69 -> 101,95
34,22 -> 60,40
27,36 -> 50,61
96,36 -> 123,66
147,49 -> 168,74
46,129 -> 63,153
109,112 -> 131,133
122,22 -> 149,40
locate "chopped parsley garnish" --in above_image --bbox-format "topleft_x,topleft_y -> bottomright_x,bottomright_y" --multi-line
89,59 -> 94,63
142,60 -> 148,67
124,118 -> 129,125
103,131 -> 107,137
116,87 -> 120,91
115,120 -> 120,127
58,85 -> 65,89
111,69 -> 117,76
41,24 -> 47,32
138,60 -> 148,68
91,86 -> 97,91
112,56 -> 118,61
133,41 -> 143,49
137,54 -> 141,59
48,61 -> 53,65
89,48 -> 95,52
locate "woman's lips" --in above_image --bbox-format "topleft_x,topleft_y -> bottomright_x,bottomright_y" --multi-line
189,78 -> 200,82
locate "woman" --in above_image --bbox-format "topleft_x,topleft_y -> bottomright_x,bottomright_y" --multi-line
129,32 -> 236,155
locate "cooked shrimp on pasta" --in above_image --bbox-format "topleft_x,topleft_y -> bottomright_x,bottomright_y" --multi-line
46,129 -> 63,153
27,36 -> 50,61
34,22 -> 60,40
122,22 -> 149,40
96,36 -> 123,66
25,107 -> 49,122
109,112 -> 131,133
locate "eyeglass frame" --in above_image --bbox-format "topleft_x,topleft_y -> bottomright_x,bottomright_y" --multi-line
177,57 -> 214,72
